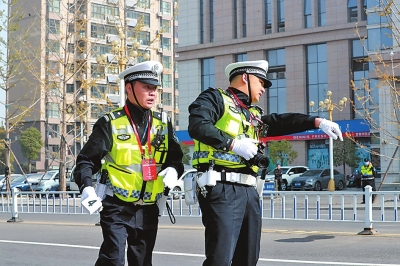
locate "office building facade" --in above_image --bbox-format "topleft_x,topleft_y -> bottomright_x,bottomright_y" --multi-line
176,0 -> 400,187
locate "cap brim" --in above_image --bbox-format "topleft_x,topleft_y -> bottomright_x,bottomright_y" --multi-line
135,78 -> 161,86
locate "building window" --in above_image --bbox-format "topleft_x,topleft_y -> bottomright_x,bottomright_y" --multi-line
127,10 -> 150,28
351,39 -> 379,124
160,1 -> 171,15
91,64 -> 106,79
201,58 -> 215,92
137,0 -> 150,9
160,19 -> 171,33
67,43 -> 75,53
92,44 -> 112,57
47,61 -> 60,76
267,49 -> 286,114
317,0 -> 326,26
47,19 -> 60,35
242,0 -> 246,37
66,84 -> 74,94
235,53 -> 247,62
91,3 -> 119,20
91,23 -> 118,39
162,55 -> 171,69
47,0 -> 60,13
91,84 -> 107,98
367,27 -> 392,51
200,0 -> 204,43
137,31 -> 150,46
161,92 -> 172,106
265,0 -> 272,34
46,102 -> 60,118
46,40 -> 60,55
174,77 -> 178,91
210,0 -> 214,42
307,44 -> 328,119
161,37 -> 171,51
348,0 -> 358,22
162,74 -> 172,88
277,0 -> 285,32
304,0 -> 312,28
47,124 -> 60,138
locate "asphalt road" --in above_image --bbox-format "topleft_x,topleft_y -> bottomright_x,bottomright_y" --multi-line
0,212 -> 399,266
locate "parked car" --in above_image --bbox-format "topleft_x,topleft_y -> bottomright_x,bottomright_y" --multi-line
59,166 -> 99,193
170,169 -> 197,200
291,169 -> 346,191
0,174 -> 24,191
6,173 -> 45,192
30,170 -> 59,192
263,166 -> 309,191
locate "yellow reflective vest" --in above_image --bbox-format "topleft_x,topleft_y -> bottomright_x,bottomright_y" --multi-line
192,88 -> 263,173
101,108 -> 169,203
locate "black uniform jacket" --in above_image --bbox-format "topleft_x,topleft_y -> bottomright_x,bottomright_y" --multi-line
74,100 -> 184,193
188,87 -> 317,173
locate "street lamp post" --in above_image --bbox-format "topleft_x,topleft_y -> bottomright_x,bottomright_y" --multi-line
96,26 -> 150,107
310,91 -> 347,191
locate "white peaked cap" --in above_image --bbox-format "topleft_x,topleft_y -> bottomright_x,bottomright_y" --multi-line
119,61 -> 163,86
225,60 -> 272,88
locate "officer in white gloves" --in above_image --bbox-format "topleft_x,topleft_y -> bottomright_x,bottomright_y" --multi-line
188,60 -> 343,266
74,61 -> 183,266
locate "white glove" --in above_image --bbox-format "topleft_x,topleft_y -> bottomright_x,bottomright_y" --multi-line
81,186 -> 103,214
319,119 -> 343,141
159,167 -> 178,190
231,138 -> 258,160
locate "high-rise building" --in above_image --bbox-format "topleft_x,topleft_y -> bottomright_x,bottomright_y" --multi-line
8,0 -> 179,172
176,0 -> 400,187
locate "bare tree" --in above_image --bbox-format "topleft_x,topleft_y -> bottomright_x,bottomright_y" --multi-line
351,0 -> 400,189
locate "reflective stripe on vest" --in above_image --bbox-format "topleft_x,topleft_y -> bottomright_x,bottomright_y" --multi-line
192,88 -> 261,173
101,108 -> 169,203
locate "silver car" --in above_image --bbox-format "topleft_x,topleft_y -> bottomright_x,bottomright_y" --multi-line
291,169 -> 346,191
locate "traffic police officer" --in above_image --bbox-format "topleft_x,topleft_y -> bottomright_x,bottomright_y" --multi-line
74,61 -> 184,266
360,158 -> 376,203
188,60 -> 343,266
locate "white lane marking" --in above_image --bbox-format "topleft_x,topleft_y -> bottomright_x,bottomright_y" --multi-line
1,240 -> 400,266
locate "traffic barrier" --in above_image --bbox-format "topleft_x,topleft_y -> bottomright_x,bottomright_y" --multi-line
1,186 -> 399,234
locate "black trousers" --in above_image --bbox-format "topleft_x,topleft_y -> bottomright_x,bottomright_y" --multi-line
275,176 -> 283,191
362,179 -> 376,203
95,195 -> 159,266
198,181 -> 261,266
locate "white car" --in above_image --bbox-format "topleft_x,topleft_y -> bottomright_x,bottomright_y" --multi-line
264,166 -> 309,191
171,169 -> 197,200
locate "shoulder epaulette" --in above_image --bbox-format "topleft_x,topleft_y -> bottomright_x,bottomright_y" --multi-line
109,108 -> 126,120
250,105 -> 264,116
153,111 -> 168,124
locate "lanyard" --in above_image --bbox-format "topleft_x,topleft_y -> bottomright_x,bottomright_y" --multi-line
123,105 -> 152,158
227,88 -> 263,129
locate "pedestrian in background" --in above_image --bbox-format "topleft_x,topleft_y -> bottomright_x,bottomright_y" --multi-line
360,158 -> 376,204
74,61 -> 184,266
274,164 -> 283,191
188,60 -> 343,266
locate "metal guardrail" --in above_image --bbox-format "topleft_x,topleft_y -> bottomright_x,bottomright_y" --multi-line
1,186 -> 399,232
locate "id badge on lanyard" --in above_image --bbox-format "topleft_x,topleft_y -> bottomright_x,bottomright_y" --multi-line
142,158 -> 157,181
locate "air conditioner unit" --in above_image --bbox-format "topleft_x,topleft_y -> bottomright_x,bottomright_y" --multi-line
106,34 -> 119,43
265,28 -> 272,34
157,48 -> 163,53
157,12 -> 163,17
277,72 -> 286,79
175,52 -> 179,58
106,15 -> 120,25
126,0 -> 138,7
107,0 -> 118,3
106,75 -> 118,83
157,103 -> 163,109
127,18 -> 137,27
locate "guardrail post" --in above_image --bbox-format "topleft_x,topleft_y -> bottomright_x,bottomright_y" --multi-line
358,185 -> 376,235
7,188 -> 23,223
